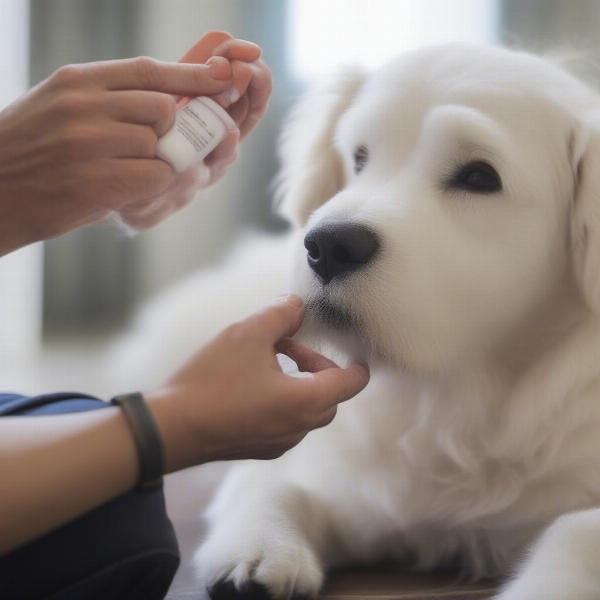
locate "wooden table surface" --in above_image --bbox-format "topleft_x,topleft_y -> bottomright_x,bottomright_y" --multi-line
166,519 -> 498,600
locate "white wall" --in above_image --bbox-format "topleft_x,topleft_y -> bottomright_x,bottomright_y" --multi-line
0,0 -> 44,366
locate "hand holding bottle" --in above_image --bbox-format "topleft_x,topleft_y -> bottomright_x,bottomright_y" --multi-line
0,30 -> 272,251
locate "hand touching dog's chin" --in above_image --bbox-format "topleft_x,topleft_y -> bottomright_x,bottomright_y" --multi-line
286,259 -> 373,367
292,293 -> 371,368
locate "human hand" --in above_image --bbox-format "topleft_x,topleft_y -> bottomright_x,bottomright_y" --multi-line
145,295 -> 370,471
0,53 -> 230,253
0,32 -> 272,252
204,33 -> 272,138
119,31 -> 272,228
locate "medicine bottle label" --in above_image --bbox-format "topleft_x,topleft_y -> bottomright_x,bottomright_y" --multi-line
175,105 -> 215,153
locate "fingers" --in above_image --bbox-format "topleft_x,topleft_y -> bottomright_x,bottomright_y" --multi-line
106,91 -> 177,137
203,128 -> 240,183
89,33 -> 269,201
203,56 -> 232,81
118,166 -> 201,229
211,59 -> 271,139
212,59 -> 253,107
227,94 -> 250,130
56,121 -> 159,161
210,38 -> 262,62
92,57 -> 233,97
119,197 -> 180,230
239,59 -> 272,139
97,158 -> 175,210
245,295 -> 306,344
314,406 -> 337,429
179,31 -> 233,64
275,338 -> 339,373
291,363 -> 370,409
203,159 -> 230,188
100,123 -> 159,158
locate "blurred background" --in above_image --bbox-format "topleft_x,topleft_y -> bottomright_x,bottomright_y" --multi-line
1,0 -> 600,396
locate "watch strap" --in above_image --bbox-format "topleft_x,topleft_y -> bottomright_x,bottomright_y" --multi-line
111,392 -> 165,492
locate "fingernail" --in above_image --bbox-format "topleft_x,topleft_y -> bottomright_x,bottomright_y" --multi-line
274,294 -> 303,308
232,39 -> 262,54
242,40 -> 262,55
225,86 -> 240,104
195,165 -> 211,187
206,56 -> 230,80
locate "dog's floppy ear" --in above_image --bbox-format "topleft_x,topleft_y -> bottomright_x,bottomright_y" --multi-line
571,113 -> 600,312
273,65 -> 366,226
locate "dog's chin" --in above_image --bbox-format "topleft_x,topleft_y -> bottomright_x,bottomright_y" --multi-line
301,296 -> 371,365
309,296 -> 356,331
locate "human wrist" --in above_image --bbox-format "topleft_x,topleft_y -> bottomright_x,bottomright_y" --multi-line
111,392 -> 165,490
144,386 -> 208,473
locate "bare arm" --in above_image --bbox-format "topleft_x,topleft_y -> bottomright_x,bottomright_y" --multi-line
0,297 -> 369,556
0,407 -> 138,555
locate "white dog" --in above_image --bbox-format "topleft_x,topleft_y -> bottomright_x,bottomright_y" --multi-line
120,44 -> 600,599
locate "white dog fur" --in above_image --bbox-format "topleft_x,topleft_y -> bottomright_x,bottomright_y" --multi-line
118,44 -> 600,599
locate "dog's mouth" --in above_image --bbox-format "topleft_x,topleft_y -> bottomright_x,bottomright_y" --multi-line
306,296 -> 359,332
303,295 -> 373,365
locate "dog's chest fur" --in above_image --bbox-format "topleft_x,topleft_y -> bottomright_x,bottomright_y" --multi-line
277,368 -> 600,577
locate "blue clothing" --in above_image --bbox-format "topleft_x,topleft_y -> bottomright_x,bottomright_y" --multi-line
0,392 -> 180,599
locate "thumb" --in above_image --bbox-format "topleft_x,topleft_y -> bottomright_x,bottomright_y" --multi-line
245,295 -> 305,344
294,363 -> 370,408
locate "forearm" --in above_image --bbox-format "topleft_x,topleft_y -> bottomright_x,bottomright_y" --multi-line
0,407 -> 138,555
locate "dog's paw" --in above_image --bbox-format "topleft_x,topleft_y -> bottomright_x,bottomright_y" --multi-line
208,578 -> 312,600
195,531 -> 324,599
208,579 -> 274,600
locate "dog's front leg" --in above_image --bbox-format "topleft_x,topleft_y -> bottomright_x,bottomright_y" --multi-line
194,465 -> 334,600
495,508 -> 600,600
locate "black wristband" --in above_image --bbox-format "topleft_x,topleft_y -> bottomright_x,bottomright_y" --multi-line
111,392 -> 165,492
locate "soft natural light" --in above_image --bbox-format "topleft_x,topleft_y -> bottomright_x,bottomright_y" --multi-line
289,0 -> 499,81
0,0 -> 43,365
0,0 -> 29,108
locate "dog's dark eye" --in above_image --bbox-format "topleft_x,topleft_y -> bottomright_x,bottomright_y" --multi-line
447,161 -> 502,194
353,145 -> 368,174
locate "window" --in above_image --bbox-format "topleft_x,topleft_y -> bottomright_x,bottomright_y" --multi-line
289,0 -> 499,81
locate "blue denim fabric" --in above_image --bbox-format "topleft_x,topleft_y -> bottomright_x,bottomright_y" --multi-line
0,393 -> 180,599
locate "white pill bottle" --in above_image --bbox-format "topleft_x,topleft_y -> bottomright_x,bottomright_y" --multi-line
156,97 -> 235,172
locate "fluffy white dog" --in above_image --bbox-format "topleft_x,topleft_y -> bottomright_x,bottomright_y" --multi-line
120,44 -> 600,599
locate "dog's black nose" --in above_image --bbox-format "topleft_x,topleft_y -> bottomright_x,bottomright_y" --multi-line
304,223 -> 379,284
